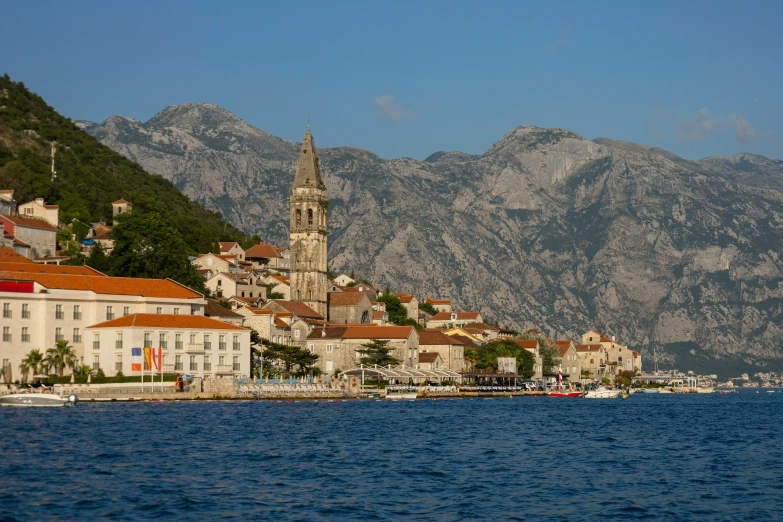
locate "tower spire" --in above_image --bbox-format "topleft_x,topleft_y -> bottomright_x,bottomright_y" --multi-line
292,125 -> 324,190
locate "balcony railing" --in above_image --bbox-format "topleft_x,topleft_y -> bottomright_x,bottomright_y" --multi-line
203,342 -> 212,351
116,341 -> 123,349
93,341 -> 100,350
175,341 -> 183,350
174,362 -> 183,371
73,335 -> 82,343
233,343 -> 241,351
185,343 -> 204,354
215,365 -> 234,375
73,312 -> 82,320
106,313 -> 115,320
203,362 -> 212,371
22,310 -> 30,319
219,342 -> 227,351
21,333 -> 30,342
190,362 -> 198,371
55,311 -> 64,320
55,333 -> 64,342
2,310 -> 11,319
115,362 -> 123,371
2,334 -> 10,342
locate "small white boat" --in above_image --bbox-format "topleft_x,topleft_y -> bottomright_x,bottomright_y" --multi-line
583,386 -> 623,399
696,386 -> 714,394
0,392 -> 78,407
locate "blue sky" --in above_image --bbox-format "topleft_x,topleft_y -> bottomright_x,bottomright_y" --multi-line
2,0 -> 781,160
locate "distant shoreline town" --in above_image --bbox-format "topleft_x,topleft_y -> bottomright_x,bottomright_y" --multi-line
0,127 -> 777,401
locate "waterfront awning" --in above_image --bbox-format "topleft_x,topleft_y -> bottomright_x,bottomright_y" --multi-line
342,365 -> 462,380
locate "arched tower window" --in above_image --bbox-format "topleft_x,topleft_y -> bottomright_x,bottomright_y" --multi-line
296,209 -> 301,227
308,208 -> 313,226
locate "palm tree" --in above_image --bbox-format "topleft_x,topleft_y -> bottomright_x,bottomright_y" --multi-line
19,349 -> 46,382
45,340 -> 77,377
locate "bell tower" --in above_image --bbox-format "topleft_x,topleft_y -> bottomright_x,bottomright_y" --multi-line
289,125 -> 328,317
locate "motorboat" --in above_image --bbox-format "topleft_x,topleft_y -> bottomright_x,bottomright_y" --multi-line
657,388 -> 673,394
696,386 -> 714,394
0,391 -> 78,407
583,386 -> 623,399
641,388 -> 660,394
548,382 -> 583,397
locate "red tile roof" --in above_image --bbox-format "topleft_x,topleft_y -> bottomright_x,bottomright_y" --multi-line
204,299 -> 243,318
0,248 -> 32,263
219,242 -> 238,252
449,334 -> 478,349
0,214 -> 58,231
418,329 -> 465,346
425,298 -> 451,305
266,300 -> 324,319
554,340 -> 574,357
418,352 -> 440,363
245,243 -> 280,259
430,311 -> 480,321
0,271 -> 202,298
87,313 -> 244,330
328,292 -> 368,306
515,340 -> 539,349
0,262 -> 104,276
574,344 -> 603,352
274,318 -> 290,328
392,292 -> 415,304
372,311 -> 385,319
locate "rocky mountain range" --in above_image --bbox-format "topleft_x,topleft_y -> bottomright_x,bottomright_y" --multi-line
79,103 -> 783,375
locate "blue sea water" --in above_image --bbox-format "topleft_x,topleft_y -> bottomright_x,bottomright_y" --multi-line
1,391 -> 782,521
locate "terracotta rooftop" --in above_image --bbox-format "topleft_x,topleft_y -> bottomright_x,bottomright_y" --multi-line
0,214 -> 58,231
87,313 -> 244,330
372,310 -> 385,319
0,248 -> 32,263
274,318 -> 290,328
0,271 -> 202,299
554,340 -> 574,357
266,300 -> 324,319
464,322 -> 499,332
307,325 -> 414,340
0,262 -> 104,276
449,334 -> 478,349
515,340 -> 539,349
430,311 -> 480,321
219,241 -> 238,251
418,329 -> 465,346
418,352 -> 441,363
425,298 -> 451,305
112,199 -> 132,205
328,292 -> 367,306
392,292 -> 415,304
574,344 -> 603,352
245,243 -> 280,259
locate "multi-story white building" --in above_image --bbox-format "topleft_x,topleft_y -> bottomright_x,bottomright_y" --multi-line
0,270 -> 206,382
85,314 -> 250,379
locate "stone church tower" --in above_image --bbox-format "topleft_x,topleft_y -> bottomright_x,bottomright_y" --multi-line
289,125 -> 328,317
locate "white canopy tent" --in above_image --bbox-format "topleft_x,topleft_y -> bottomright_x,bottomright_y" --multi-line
342,364 -> 462,384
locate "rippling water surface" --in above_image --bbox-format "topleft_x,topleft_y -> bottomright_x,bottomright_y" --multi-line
1,391 -> 782,520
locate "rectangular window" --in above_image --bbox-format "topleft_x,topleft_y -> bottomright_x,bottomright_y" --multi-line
93,333 -> 100,350
2,327 -> 10,342
189,355 -> 197,371
2,303 -> 11,318
156,307 -> 162,315
21,327 -> 30,342
55,304 -> 64,320
174,308 -> 180,315
55,327 -> 63,342
190,333 -> 196,344
219,355 -> 225,366
294,330 -> 300,339
93,355 -> 100,370
116,333 -> 123,350
73,328 -> 81,343
175,334 -> 183,350
204,335 -> 211,351
203,356 -> 211,371
308,343 -> 314,353
326,343 -> 333,353
123,306 -> 130,317
233,356 -> 240,371
219,335 -> 226,351
233,335 -> 240,351
115,354 -> 123,372
175,355 -> 183,371
143,333 -> 152,348
73,305 -> 81,320
22,303 -> 30,319
106,306 -> 114,320
159,333 -> 167,350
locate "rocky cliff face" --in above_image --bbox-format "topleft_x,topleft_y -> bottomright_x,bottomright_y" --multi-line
82,104 -> 783,375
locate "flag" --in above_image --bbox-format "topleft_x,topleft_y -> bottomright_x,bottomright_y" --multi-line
144,347 -> 152,371
152,348 -> 162,370
131,347 -> 142,372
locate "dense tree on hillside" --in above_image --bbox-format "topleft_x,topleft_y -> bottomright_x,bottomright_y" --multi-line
0,74 -> 250,253
418,301 -> 438,316
85,242 -> 111,274
109,211 -> 206,293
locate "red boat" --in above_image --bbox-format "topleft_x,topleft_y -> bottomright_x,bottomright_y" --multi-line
548,391 -> 584,397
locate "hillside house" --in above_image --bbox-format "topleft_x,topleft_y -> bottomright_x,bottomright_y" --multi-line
111,199 -> 133,217
428,311 -> 483,329
418,329 -> 466,372
392,292 -> 419,320
327,291 -> 373,324
424,298 -> 452,313
0,190 -> 15,216
555,340 -> 582,381
0,215 -> 57,259
18,198 -> 59,228
219,242 -> 245,261
418,352 -> 444,371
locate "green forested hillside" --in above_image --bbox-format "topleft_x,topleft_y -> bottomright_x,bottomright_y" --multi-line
0,74 -> 251,253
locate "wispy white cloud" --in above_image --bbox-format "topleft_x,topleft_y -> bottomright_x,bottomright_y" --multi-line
372,95 -> 414,121
546,26 -> 577,52
651,107 -> 776,143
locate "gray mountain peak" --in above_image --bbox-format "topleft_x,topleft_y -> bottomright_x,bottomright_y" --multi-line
85,103 -> 783,374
